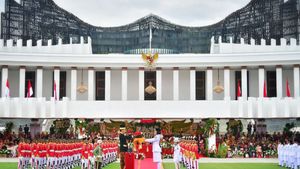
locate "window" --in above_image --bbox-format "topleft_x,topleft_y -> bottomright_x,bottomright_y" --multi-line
95,71 -> 105,100
235,71 -> 249,99
52,71 -> 67,100
144,71 -> 156,100
196,71 -> 206,100
25,71 -> 36,97
59,71 -> 66,99
267,71 -> 277,97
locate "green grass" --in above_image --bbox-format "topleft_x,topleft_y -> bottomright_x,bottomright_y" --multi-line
0,162 -> 281,169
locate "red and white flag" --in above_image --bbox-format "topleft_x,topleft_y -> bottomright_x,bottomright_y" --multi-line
263,81 -> 267,97
27,80 -> 33,98
53,80 -> 58,101
286,79 -> 291,97
5,79 -> 10,98
237,80 -> 242,97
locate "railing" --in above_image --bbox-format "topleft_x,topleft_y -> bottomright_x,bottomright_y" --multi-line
0,97 -> 299,119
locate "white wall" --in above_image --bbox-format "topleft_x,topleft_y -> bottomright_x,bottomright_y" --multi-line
179,70 -> 190,100
111,70 -> 121,100
43,69 -> 53,100
213,69 -> 224,100
76,70 -> 88,100
127,70 -> 138,100
2,68 -> 298,101
249,69 -> 259,98
162,70 -> 173,100
8,69 -> 19,97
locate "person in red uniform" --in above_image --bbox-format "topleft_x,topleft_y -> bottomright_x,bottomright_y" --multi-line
81,141 -> 89,169
17,141 -> 25,169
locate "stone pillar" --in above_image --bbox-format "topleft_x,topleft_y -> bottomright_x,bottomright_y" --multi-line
241,66 -> 248,100
88,67 -> 95,101
105,67 -> 111,101
139,67 -> 144,101
206,67 -> 213,100
19,66 -> 26,98
190,67 -> 196,101
173,67 -> 179,100
71,67 -> 77,100
276,65 -> 283,98
36,66 -> 43,98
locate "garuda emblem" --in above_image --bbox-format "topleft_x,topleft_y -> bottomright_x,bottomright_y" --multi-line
141,53 -> 159,67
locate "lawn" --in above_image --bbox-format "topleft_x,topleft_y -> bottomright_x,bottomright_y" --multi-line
0,162 -> 281,169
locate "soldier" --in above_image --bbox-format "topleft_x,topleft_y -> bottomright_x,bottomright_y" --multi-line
119,125 -> 128,169
173,137 -> 182,169
17,140 -> 25,169
93,139 -> 103,169
277,139 -> 284,167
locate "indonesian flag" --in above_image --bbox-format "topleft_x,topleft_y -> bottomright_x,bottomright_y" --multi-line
53,80 -> 58,100
237,80 -> 242,97
263,81 -> 267,97
5,79 -> 10,98
27,80 -> 33,98
286,79 -> 291,97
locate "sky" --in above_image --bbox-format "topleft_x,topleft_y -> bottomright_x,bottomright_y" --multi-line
0,0 -> 250,27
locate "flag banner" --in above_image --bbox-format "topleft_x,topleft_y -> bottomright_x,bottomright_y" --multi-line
5,79 -> 10,98
286,79 -> 291,97
263,81 -> 267,97
53,80 -> 58,101
237,80 -> 241,97
27,80 -> 33,97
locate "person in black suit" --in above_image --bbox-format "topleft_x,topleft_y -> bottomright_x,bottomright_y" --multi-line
119,124 -> 128,169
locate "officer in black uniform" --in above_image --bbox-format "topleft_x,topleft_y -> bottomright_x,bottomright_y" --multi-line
119,124 -> 128,169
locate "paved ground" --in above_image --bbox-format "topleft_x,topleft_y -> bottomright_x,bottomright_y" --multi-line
0,158 -> 278,163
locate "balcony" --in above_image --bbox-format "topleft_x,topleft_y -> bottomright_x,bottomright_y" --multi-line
0,97 -> 299,119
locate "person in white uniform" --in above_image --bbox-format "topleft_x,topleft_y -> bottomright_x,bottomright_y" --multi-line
173,137 -> 182,169
145,128 -> 163,169
277,139 -> 284,167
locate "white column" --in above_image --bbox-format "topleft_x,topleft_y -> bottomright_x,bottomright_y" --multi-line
173,67 -> 179,100
258,66 -> 265,98
71,67 -> 77,100
88,67 -> 95,101
36,67 -> 43,98
294,65 -> 300,98
206,67 -> 213,100
121,68 -> 128,100
224,67 -> 230,100
241,67 -> 248,100
156,68 -> 162,100
139,68 -> 144,101
1,66 -> 8,97
19,66 -> 26,98
276,66 -> 283,98
190,67 -> 196,101
54,67 -> 60,99
105,68 -> 111,101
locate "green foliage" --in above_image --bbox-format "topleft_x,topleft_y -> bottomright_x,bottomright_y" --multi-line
4,122 -> 14,134
216,143 -> 228,158
226,119 -> 243,137
53,119 -> 70,135
283,122 -> 295,137
203,119 -> 219,137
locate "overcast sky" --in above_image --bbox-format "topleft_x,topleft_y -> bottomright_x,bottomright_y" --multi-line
0,0 -> 251,27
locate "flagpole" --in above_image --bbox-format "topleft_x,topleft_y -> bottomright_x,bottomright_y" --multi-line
149,22 -> 152,53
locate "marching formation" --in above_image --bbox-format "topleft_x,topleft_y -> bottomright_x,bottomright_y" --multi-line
17,139 -> 118,169
180,139 -> 200,169
278,135 -> 300,169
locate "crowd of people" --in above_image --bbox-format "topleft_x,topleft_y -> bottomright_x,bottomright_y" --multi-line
214,132 -> 290,158
17,138 -> 118,169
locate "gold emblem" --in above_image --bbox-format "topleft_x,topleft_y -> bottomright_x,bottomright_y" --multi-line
141,53 -> 159,68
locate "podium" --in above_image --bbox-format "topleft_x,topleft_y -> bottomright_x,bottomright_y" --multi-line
125,152 -> 135,169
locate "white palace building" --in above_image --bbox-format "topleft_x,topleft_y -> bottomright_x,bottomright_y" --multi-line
0,37 -> 300,119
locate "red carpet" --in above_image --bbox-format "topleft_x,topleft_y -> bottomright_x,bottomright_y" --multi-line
134,158 -> 156,169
